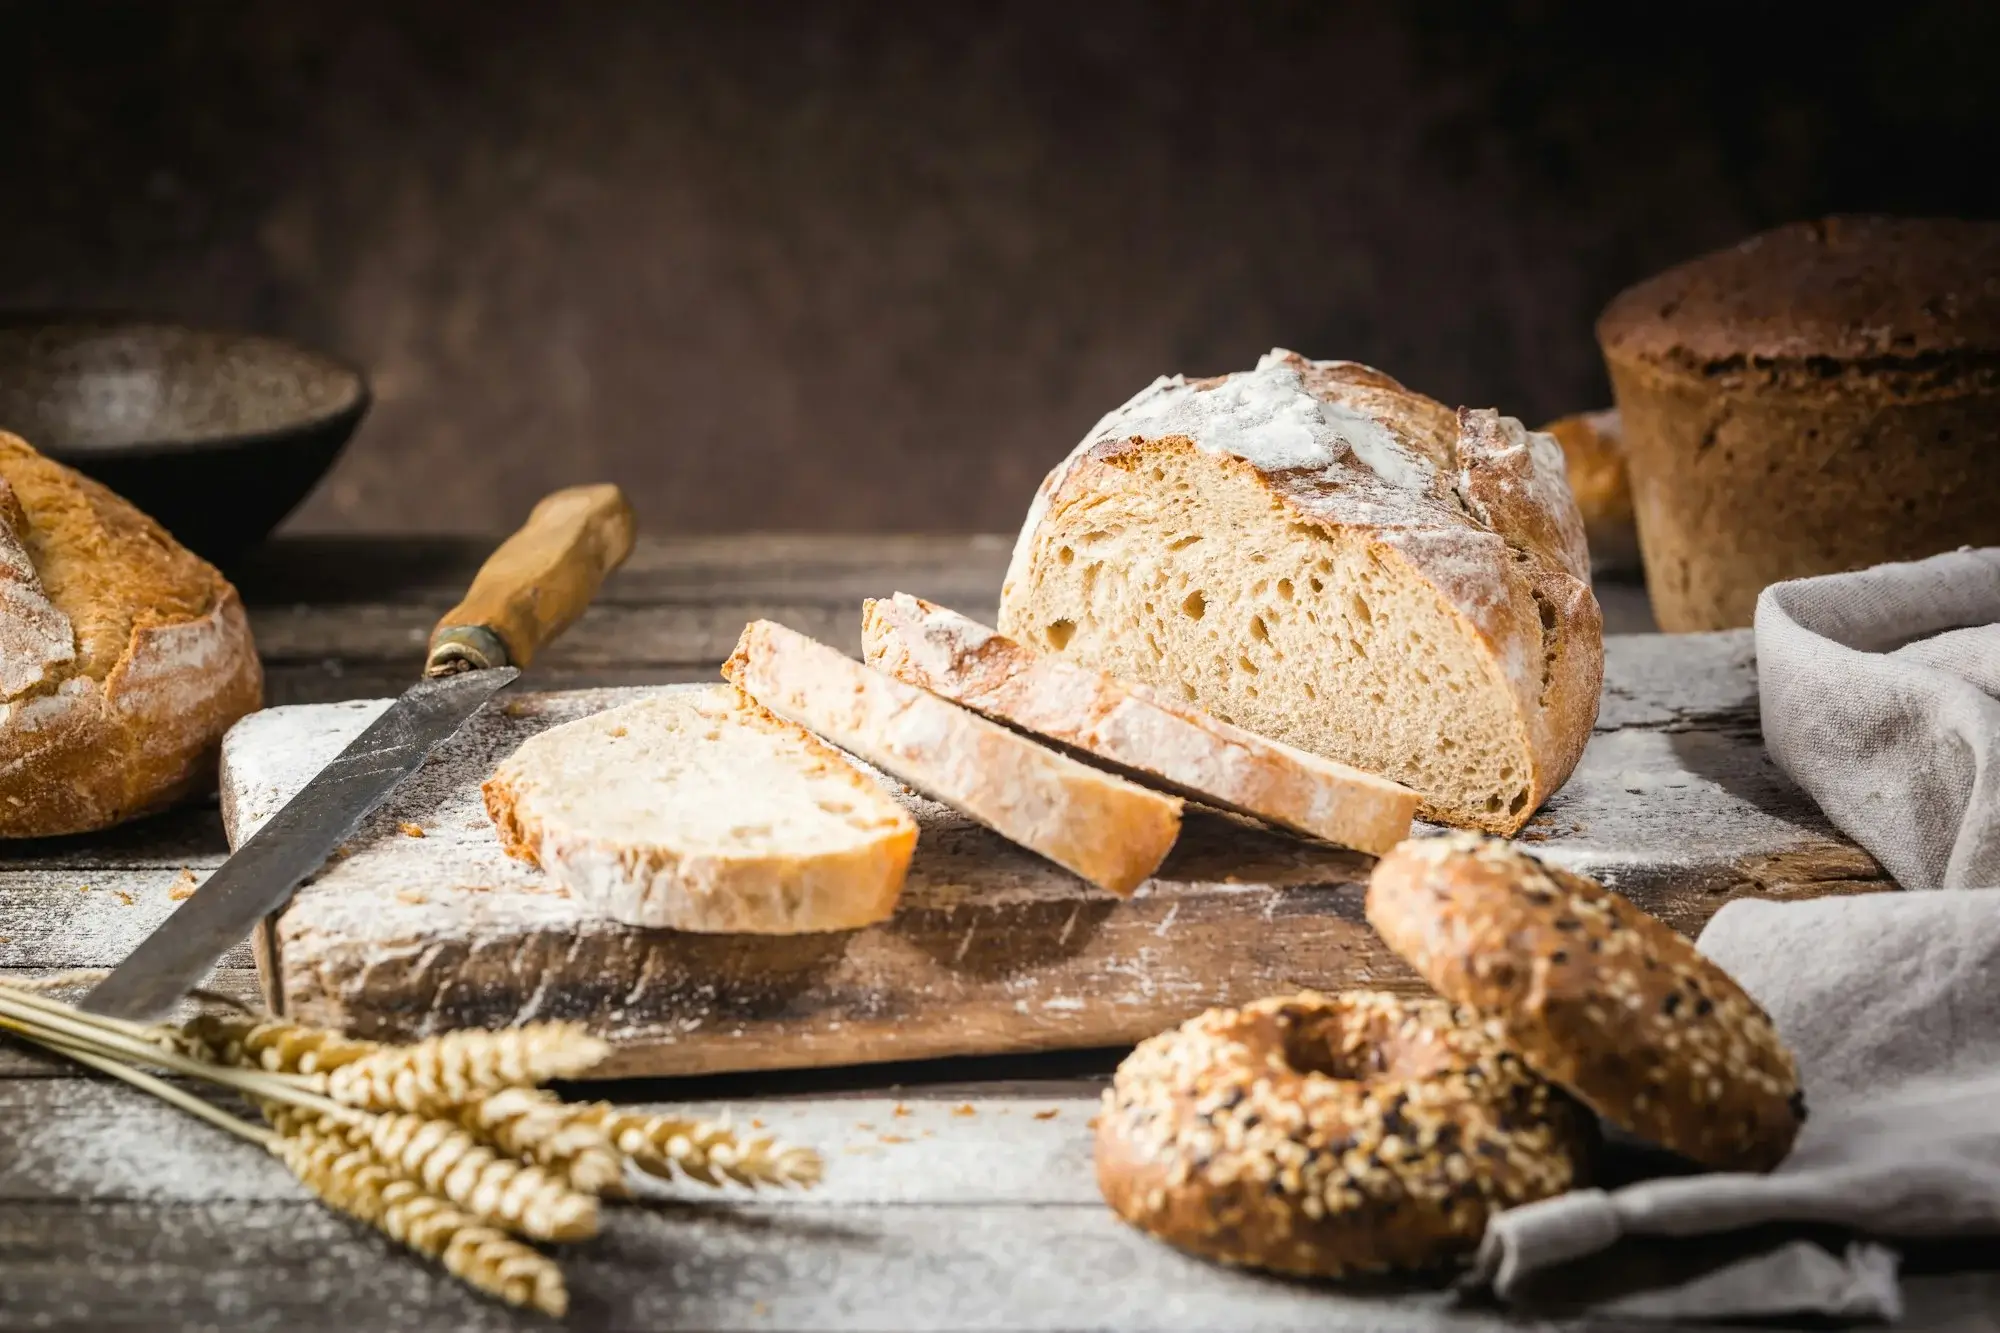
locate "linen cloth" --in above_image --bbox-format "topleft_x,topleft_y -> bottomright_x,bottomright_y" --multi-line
1755,547 -> 2000,890
1468,551 -> 2000,1319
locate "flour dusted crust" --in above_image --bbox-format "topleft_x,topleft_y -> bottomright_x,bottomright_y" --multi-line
724,619 -> 1182,897
0,432 -> 262,836
1000,350 -> 1601,833
861,592 -> 1418,854
1367,834 -> 1805,1172
1095,991 -> 1590,1277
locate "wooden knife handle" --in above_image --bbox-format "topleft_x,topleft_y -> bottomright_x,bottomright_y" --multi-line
425,484 -> 636,676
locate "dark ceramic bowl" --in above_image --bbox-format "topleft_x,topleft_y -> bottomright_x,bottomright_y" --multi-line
0,317 -> 368,566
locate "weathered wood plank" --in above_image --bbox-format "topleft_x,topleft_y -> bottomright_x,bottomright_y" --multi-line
0,868 -> 249,973
214,633 -> 1889,1079
232,534 -> 1017,609
0,1079 -> 1101,1206
247,599 -> 1001,669
1,1196 -> 1989,1333
0,806 -> 224,871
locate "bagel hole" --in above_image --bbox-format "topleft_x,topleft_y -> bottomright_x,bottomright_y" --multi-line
1280,1025 -> 1374,1081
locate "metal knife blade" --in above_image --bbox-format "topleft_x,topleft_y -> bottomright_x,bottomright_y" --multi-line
81,667 -> 519,1020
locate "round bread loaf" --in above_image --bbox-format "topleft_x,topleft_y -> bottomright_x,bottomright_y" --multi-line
1538,408 -> 1637,576
1366,833 -> 1805,1172
1001,350 -> 1602,835
1597,215 -> 2000,630
0,432 -> 262,836
1094,991 -> 1591,1277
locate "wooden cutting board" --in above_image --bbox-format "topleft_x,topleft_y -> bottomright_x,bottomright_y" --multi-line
218,631 -> 1889,1079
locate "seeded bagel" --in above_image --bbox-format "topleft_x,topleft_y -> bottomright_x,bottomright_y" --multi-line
1366,834 -> 1804,1172
1094,991 -> 1591,1277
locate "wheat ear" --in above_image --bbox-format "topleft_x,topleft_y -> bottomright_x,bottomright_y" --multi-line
458,1087 -> 627,1197
327,1022 -> 610,1114
268,1105 -> 598,1241
574,1105 -> 823,1189
274,1121 -> 567,1316
182,1013 -> 382,1074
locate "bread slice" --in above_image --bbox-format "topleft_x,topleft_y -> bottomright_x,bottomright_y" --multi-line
483,684 -> 918,933
723,620 -> 1181,896
998,350 -> 1602,834
861,593 -> 1418,854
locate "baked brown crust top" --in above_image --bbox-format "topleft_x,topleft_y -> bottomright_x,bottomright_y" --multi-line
1095,991 -> 1590,1278
1366,834 -> 1805,1173
1597,216 -> 2000,367
0,431 -> 262,835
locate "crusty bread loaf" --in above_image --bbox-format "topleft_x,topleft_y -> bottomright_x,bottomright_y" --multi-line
723,619 -> 1181,896
1538,408 -> 1637,575
999,350 -> 1601,835
484,685 -> 917,933
0,431 -> 262,836
861,593 -> 1418,854
1598,216 -> 2000,630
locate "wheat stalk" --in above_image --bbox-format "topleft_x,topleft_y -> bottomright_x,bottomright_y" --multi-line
327,1023 -> 610,1114
0,1007 -> 564,1315
574,1105 -> 823,1189
274,1119 -> 567,1317
0,991 -> 355,1122
458,1087 -> 627,1196
1,980 -> 829,1316
182,1013 -> 382,1074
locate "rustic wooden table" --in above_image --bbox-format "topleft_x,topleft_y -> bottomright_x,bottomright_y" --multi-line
1,535 -> 1994,1332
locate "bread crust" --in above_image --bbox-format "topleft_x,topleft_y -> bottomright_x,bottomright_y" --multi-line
1095,991 -> 1590,1277
1596,216 -> 2000,370
1001,351 -> 1601,834
724,619 -> 1181,897
0,432 -> 262,836
1538,409 -> 1636,575
861,593 -> 1417,854
483,686 -> 917,934
1366,834 -> 1805,1172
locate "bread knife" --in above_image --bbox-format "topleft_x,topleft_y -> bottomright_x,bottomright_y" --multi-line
81,484 -> 636,1021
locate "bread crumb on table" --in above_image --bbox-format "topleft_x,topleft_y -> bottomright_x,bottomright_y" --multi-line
399,822 -> 426,838
951,1104 -> 975,1117
892,1103 -> 911,1118
168,868 -> 199,900
1033,1108 -> 1059,1120
114,890 -> 134,906
395,889 -> 427,905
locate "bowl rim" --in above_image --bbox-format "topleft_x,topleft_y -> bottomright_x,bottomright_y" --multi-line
0,310 -> 371,458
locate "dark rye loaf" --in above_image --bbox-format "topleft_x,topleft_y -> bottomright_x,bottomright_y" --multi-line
1597,216 -> 2000,630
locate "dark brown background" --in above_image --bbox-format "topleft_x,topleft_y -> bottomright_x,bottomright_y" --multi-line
5,0 -> 1996,534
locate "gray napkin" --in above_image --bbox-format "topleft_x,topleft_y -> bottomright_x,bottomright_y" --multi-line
1754,547 -> 2000,890
1468,550 -> 2000,1319
1470,892 -> 2000,1319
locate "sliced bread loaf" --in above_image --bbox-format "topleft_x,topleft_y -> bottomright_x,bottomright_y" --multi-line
483,684 -> 918,933
723,619 -> 1182,896
998,350 -> 1602,834
861,593 -> 1418,854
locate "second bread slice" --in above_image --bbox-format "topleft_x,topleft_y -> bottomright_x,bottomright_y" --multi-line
723,620 -> 1182,896
862,593 -> 1418,854
484,684 -> 918,932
